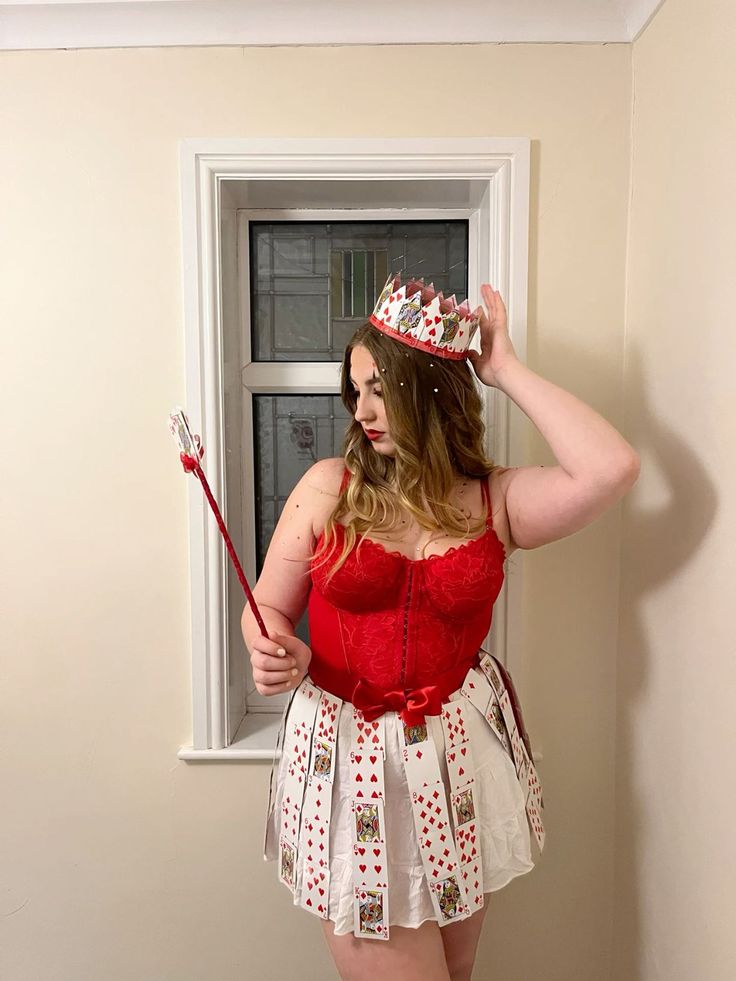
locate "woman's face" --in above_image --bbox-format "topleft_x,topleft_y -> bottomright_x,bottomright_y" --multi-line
349,344 -> 395,456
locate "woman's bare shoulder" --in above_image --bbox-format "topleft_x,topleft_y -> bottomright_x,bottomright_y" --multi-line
488,465 -> 519,557
305,457 -> 347,539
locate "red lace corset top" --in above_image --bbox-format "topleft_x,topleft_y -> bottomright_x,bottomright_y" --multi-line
307,466 -> 506,712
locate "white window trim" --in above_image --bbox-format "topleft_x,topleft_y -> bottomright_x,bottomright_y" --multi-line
176,137 -> 531,761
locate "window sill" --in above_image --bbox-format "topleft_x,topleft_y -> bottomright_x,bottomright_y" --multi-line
178,712 -> 284,761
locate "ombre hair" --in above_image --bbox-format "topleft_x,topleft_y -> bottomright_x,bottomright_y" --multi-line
309,320 -> 501,587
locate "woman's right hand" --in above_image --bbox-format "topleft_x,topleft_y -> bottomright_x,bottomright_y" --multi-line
250,631 -> 312,696
467,284 -> 519,389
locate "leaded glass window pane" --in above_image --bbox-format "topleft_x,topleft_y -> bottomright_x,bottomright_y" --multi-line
250,220 -> 470,361
252,394 -> 351,646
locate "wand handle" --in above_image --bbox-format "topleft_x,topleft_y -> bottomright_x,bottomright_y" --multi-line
180,451 -> 270,642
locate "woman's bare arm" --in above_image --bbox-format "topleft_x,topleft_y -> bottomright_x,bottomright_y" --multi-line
240,456 -> 343,651
494,359 -> 640,550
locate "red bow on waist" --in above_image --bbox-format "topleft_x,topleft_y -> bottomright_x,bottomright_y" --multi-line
351,677 -> 444,726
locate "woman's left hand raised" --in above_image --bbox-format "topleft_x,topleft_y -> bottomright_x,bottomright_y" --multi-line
466,284 -> 519,389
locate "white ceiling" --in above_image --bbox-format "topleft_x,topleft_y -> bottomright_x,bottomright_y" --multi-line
0,0 -> 666,51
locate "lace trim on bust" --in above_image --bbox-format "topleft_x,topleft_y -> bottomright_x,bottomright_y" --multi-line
329,465 -> 505,564
317,520 -> 506,565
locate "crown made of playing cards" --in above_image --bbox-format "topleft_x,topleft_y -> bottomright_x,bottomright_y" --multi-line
368,271 -> 481,361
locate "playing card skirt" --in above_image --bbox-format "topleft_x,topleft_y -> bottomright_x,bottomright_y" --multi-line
262,650 -> 545,940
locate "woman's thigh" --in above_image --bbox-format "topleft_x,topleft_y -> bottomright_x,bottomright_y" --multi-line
320,916 -> 452,981
439,893 -> 491,980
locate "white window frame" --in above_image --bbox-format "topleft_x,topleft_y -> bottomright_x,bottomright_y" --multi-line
176,137 -> 531,760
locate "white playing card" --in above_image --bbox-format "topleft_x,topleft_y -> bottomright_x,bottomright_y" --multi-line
300,862 -> 330,919
497,688 -> 517,737
460,859 -> 485,911
314,692 -> 340,742
354,711 -> 386,757
478,652 -> 505,698
445,743 -> 474,790
401,741 -> 440,791
450,782 -> 477,828
429,873 -> 468,923
441,701 -> 470,748
278,834 -> 298,891
510,727 -> 529,776
286,722 -> 313,770
517,754 -> 531,799
484,696 -> 509,747
527,761 -> 543,811
352,799 -> 386,843
352,841 -> 389,889
349,750 -> 385,801
411,782 -> 451,837
310,738 -> 335,782
458,664 -> 482,696
417,823 -> 458,881
353,885 -> 390,940
287,680 -> 322,731
401,718 -> 429,747
455,819 -> 480,865
282,756 -> 308,802
460,668 -> 491,718
299,774 -> 332,866
280,793 -> 301,841
526,797 -> 546,851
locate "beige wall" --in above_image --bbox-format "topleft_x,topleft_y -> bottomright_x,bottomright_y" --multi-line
616,1 -> 736,980
0,35 -> 679,981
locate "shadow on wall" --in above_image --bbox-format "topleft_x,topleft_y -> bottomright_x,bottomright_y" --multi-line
613,341 -> 717,981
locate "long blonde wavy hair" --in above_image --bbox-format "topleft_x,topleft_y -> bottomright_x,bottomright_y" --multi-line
309,320 -> 501,587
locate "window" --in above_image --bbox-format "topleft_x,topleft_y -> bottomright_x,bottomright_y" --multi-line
177,138 -> 530,759
230,220 -> 472,737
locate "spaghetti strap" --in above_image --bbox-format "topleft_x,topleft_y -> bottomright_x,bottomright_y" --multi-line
340,464 -> 350,493
481,471 -> 493,525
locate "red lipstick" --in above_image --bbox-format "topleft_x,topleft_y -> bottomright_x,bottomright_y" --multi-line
365,429 -> 384,440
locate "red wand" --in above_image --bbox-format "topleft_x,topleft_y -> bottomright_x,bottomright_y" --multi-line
168,407 -> 270,641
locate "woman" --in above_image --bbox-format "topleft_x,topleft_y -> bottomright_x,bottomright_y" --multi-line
242,274 -> 640,981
